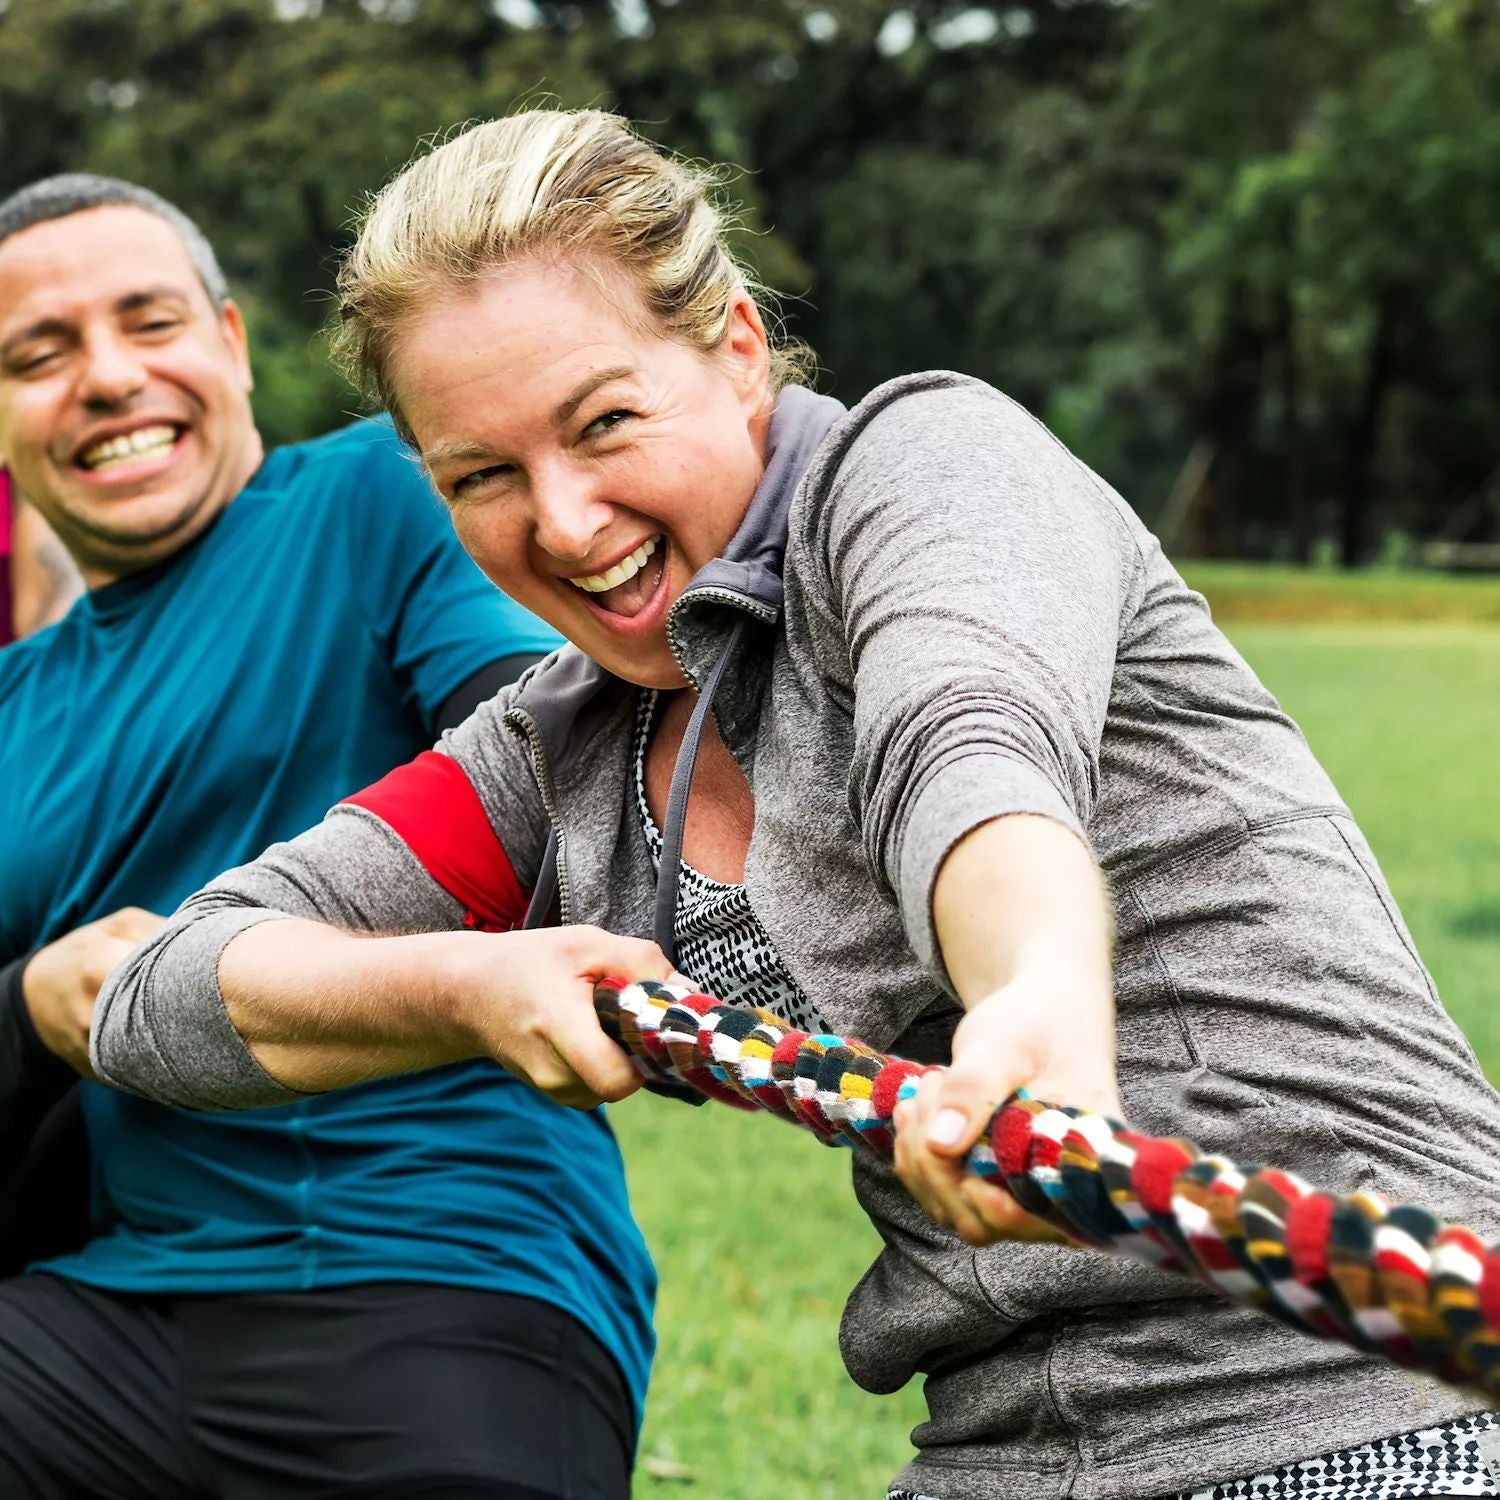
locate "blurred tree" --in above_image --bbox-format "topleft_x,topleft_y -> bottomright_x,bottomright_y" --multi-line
3,0 -> 1499,563
1120,0 -> 1500,561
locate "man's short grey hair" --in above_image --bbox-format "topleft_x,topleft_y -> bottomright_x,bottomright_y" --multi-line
0,173 -> 229,307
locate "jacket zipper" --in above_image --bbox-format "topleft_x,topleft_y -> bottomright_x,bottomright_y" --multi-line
504,706 -> 573,924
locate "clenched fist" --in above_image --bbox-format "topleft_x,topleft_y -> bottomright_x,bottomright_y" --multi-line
23,908 -> 165,1077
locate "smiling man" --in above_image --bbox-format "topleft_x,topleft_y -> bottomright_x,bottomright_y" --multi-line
0,206 -> 263,585
0,176 -> 655,1499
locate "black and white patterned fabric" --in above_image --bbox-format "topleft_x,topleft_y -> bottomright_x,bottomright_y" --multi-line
885,1411 -> 1500,1499
633,691 -> 826,1034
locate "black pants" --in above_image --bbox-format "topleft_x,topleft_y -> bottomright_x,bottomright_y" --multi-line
0,1275 -> 633,1499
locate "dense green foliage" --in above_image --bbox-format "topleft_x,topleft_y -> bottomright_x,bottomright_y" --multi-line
6,0 -> 1500,562
616,583 -> 1500,1496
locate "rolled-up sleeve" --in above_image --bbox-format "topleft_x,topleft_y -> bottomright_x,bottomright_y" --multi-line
92,699 -> 547,1110
812,375 -> 1144,979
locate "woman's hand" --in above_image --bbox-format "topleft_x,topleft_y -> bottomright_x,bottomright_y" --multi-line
441,925 -> 685,1108
892,971 -> 1121,1246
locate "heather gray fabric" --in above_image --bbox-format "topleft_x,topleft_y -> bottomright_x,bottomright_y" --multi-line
95,374 -> 1500,1497
92,810 -> 469,1110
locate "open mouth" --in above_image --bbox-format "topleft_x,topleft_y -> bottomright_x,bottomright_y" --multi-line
75,423 -> 186,475
567,535 -> 668,621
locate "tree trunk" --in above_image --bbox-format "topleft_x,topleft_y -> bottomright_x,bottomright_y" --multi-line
1339,291 -> 1399,568
1273,278 -> 1310,565
1191,294 -> 1264,559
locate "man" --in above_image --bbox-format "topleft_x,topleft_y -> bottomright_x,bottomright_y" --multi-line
0,176 -> 655,1499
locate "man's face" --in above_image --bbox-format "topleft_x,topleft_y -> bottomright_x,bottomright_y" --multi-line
0,205 -> 262,586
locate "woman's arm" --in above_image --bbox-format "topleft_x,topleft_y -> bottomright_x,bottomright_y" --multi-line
213,917 -> 670,1107
808,376 -> 1143,1240
810,376 -> 1143,980
893,813 -> 1120,1245
92,719 -> 674,1111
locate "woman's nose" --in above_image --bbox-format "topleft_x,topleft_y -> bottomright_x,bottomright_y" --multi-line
531,467 -> 610,563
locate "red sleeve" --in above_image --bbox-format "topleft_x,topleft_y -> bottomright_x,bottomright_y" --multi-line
343,750 -> 529,933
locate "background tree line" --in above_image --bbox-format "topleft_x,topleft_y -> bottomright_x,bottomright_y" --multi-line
4,0 -> 1499,564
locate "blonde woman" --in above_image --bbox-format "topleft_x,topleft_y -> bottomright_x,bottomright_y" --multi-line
96,112 -> 1500,1500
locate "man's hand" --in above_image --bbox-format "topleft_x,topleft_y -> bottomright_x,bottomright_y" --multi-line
22,908 -> 165,1077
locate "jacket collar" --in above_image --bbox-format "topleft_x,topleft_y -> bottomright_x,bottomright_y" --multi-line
673,384 -> 847,623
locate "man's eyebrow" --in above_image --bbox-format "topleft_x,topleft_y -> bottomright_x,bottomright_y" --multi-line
555,365 -> 636,425
114,286 -> 192,314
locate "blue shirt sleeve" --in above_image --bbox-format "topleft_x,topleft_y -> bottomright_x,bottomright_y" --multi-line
337,421 -> 560,734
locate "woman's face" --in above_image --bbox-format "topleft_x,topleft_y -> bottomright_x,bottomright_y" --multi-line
391,258 -> 774,688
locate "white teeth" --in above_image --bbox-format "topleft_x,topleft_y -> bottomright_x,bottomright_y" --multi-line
80,424 -> 179,470
569,535 -> 659,594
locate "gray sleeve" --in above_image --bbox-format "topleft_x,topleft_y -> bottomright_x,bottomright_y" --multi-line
809,375 -> 1145,981
92,688 -> 552,1112
90,807 -> 476,1111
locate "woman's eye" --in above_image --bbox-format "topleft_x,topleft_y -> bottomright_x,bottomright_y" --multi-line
582,409 -> 635,440
453,463 -> 513,496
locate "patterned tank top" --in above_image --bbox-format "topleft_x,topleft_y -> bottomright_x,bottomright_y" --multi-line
632,689 -> 824,1034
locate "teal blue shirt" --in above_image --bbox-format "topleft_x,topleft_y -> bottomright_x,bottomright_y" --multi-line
0,419 -> 655,1422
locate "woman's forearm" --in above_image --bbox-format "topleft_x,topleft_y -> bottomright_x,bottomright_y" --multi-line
219,918 -> 674,1104
931,810 -> 1119,1116
92,904 -> 674,1111
895,812 -> 1121,1244
934,811 -> 1114,1023
217,919 -> 480,1093
930,810 -> 1122,1116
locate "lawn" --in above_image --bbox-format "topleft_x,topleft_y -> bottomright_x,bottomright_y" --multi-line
617,570 -> 1500,1498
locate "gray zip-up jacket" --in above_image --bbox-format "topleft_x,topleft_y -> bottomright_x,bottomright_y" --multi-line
94,373 -> 1500,1499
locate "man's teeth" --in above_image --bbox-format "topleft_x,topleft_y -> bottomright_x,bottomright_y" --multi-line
80,425 -> 178,471
570,536 -> 660,594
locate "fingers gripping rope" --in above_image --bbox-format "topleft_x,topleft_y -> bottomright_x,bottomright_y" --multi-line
594,977 -> 1500,1403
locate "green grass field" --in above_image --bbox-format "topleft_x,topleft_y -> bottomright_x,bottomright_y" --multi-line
616,569 -> 1500,1497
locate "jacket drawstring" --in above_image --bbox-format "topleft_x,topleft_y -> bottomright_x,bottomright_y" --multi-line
522,828 -> 559,931
521,617 -> 747,959
651,618 -> 747,961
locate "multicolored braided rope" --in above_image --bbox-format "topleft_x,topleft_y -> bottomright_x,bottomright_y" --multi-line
594,976 -> 1500,1403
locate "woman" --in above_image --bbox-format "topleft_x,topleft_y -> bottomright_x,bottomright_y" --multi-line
95,111 -> 1500,1500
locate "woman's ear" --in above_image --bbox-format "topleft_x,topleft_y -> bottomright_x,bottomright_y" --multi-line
720,290 -> 773,412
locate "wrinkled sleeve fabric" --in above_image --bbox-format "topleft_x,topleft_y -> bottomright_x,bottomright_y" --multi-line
91,692 -> 548,1111
806,374 -> 1145,983
343,421 -> 561,735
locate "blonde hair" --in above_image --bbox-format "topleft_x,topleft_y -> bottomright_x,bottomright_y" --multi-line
333,110 -> 814,437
